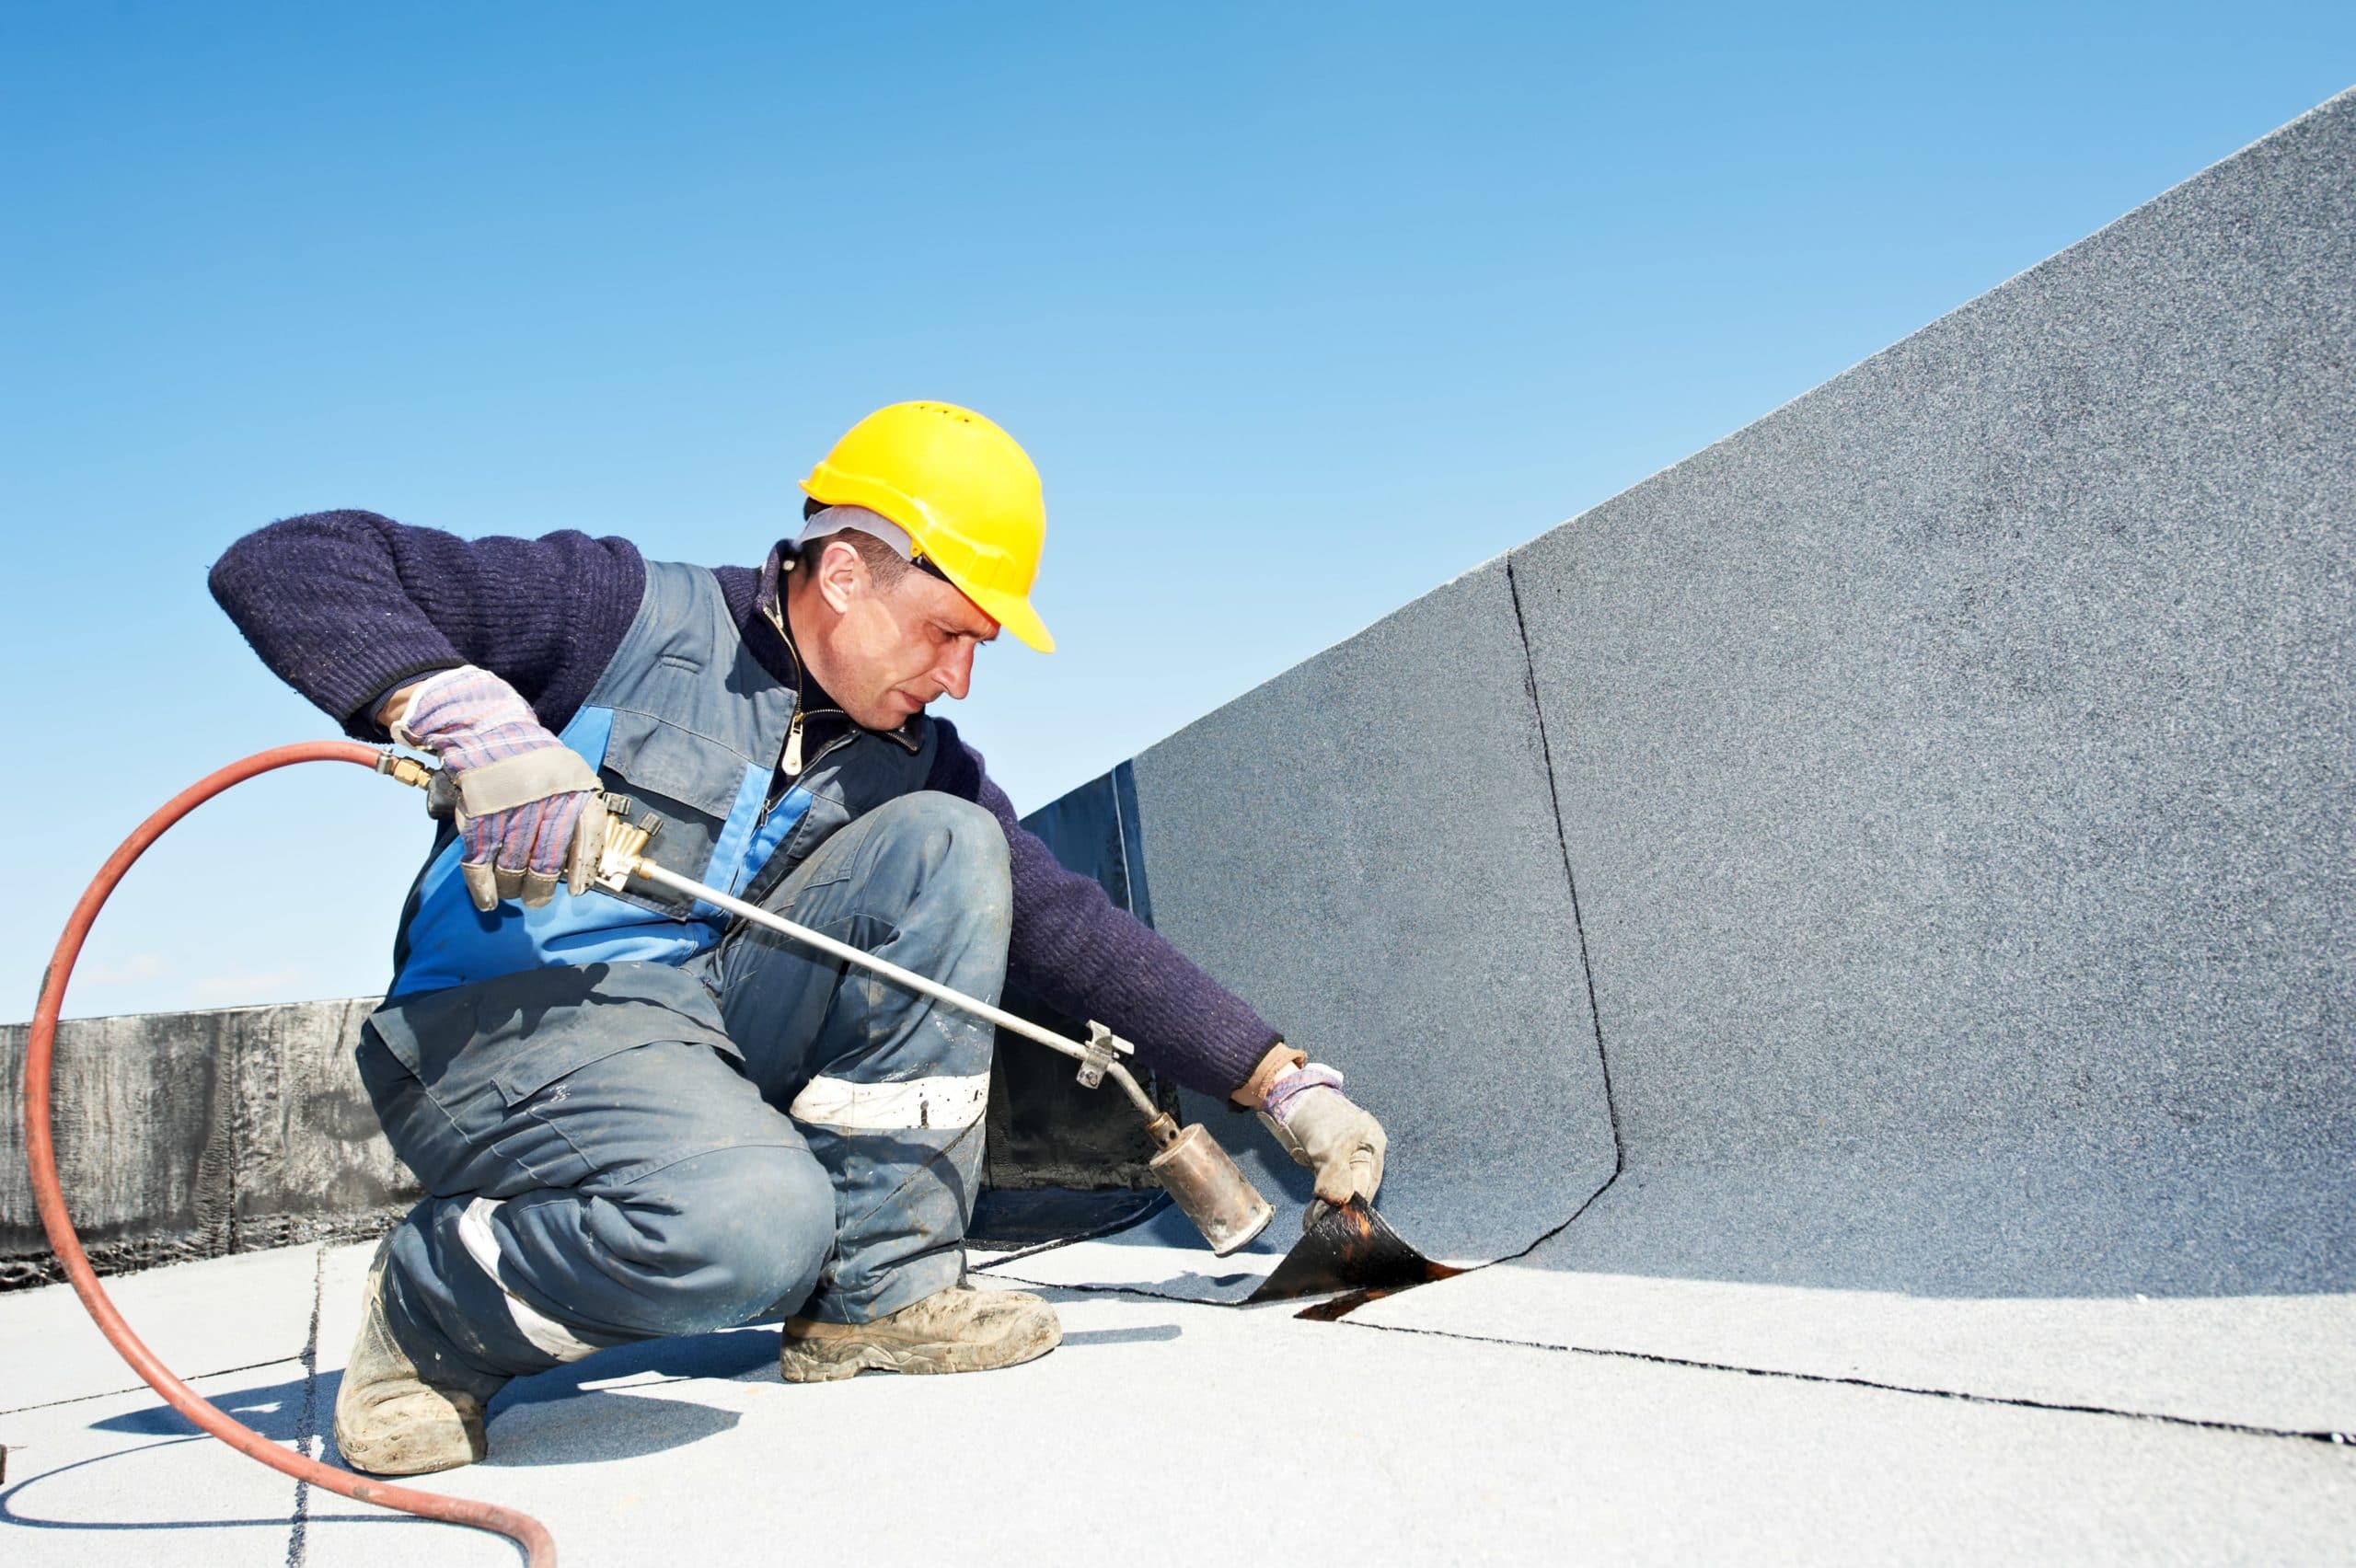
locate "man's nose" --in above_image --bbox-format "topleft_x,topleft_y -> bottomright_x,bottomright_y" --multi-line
934,640 -> 976,701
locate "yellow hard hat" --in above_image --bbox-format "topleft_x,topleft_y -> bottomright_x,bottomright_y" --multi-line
801,401 -> 1056,653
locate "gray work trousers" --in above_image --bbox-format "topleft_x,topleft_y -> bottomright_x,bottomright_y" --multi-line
355,792 -> 1011,1390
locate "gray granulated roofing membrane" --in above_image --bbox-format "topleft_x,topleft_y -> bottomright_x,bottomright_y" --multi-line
999,89 -> 2356,1371
1123,558 -> 1619,1267
1493,80 -> 2354,1300
1349,1159 -> 2356,1434
12,1239 -> 2355,1565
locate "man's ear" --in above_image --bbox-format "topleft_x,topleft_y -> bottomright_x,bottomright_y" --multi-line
810,538 -> 866,613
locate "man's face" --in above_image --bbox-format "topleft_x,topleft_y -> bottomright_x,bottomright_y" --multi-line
826,560 -> 1001,729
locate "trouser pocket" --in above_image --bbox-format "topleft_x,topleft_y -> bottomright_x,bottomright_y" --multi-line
360,961 -> 747,1195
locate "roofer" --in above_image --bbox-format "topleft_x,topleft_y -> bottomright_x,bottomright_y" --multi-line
208,400 -> 1388,1477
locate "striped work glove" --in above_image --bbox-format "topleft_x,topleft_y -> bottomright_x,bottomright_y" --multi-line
391,665 -> 608,912
1257,1064 -> 1387,1228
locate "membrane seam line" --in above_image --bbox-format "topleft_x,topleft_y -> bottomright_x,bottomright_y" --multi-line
1505,554 -> 1625,1174
0,1355 -> 305,1416
1336,1318 -> 2356,1447
966,1199 -> 1180,1271
1477,1163 -> 1623,1269
283,1243 -> 326,1568
983,1274 -> 1234,1305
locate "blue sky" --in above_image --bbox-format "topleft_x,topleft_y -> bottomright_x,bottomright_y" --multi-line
5,4 -> 2351,1019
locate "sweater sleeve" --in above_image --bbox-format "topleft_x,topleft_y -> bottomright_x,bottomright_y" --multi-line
208,509 -> 647,738
925,732 -> 1283,1101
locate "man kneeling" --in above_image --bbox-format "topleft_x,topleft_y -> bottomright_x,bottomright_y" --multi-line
207,401 -> 1387,1475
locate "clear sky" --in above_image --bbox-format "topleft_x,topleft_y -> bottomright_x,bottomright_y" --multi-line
6,4 -> 2351,1020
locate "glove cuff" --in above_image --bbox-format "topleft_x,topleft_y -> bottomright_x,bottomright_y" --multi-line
1260,1063 -> 1345,1124
1229,1039 -> 1309,1108
391,664 -> 535,753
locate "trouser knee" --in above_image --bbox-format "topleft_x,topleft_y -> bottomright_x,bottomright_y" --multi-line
818,792 -> 1011,939
598,1143 -> 835,1333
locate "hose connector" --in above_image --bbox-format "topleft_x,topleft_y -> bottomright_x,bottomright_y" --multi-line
375,751 -> 436,790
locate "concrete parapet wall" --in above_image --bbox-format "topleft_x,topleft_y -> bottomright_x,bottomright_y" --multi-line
2,999 -> 418,1288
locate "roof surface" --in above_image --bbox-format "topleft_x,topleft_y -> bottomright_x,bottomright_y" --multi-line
5,1234 -> 2350,1566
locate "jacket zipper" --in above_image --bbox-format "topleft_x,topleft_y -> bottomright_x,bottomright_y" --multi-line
781,707 -> 806,777
776,709 -> 860,789
766,719 -> 858,816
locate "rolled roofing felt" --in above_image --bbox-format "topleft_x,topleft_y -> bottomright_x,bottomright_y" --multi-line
1248,1197 -> 1462,1316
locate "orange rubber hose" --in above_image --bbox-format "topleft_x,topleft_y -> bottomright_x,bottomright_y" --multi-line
20,741 -> 556,1565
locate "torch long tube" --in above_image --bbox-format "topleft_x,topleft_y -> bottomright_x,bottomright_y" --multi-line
625,859 -> 1161,1121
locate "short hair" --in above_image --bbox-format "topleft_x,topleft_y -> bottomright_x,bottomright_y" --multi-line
805,527 -> 914,592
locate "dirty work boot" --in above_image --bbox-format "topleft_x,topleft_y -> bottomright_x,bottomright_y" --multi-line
779,1283 -> 1061,1382
332,1240 -> 506,1476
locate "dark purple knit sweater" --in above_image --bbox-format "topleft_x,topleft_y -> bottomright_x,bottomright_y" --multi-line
208,509 -> 1281,1099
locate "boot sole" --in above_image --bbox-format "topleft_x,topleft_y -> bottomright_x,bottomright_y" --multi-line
332,1413 -> 487,1477
778,1320 -> 1061,1383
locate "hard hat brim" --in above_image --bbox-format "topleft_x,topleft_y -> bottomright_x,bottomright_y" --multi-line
954,577 -> 1057,654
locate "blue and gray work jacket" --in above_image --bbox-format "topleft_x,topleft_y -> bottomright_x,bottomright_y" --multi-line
366,560 -> 937,1090
388,559 -> 937,998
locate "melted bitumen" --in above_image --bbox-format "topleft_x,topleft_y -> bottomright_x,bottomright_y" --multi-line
1246,1198 -> 1462,1318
